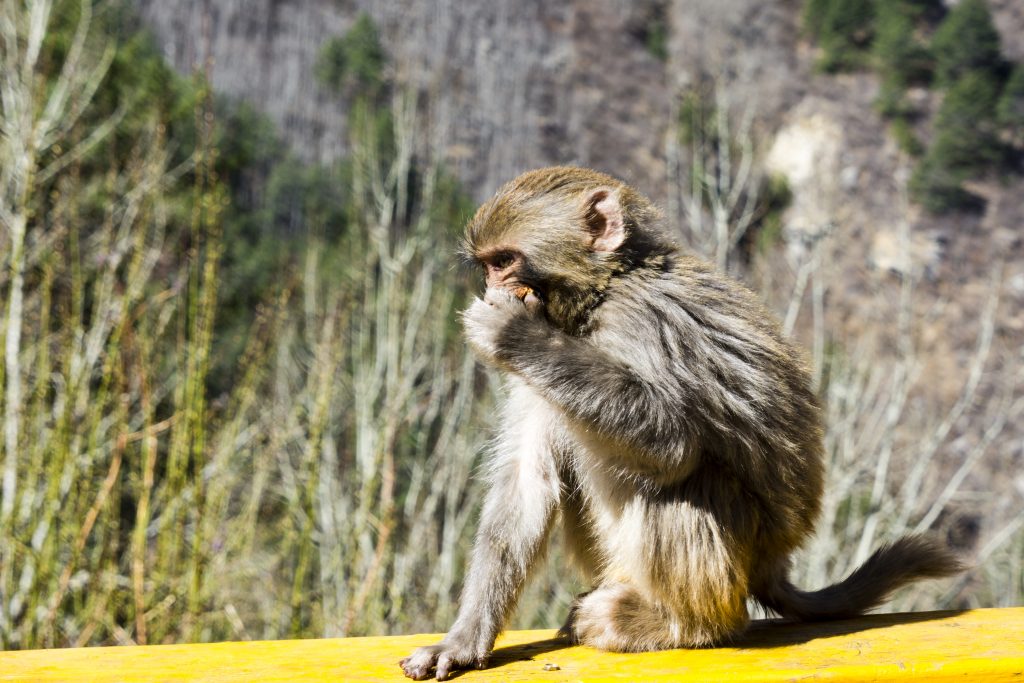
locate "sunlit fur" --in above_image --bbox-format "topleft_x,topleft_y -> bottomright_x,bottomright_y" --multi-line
401,167 -> 961,680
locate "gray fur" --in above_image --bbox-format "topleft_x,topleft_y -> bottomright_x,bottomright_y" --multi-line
400,167 -> 962,680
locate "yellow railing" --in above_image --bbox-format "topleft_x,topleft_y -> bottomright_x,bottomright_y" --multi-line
1,607 -> 1022,681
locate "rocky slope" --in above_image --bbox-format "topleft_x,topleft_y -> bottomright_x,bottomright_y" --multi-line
135,0 -> 677,201
135,0 -> 1024,546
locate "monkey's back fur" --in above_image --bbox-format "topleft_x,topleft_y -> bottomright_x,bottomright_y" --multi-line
507,249 -> 828,648
401,167 -> 961,680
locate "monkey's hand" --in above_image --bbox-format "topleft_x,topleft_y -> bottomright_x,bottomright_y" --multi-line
399,635 -> 490,681
462,287 -> 543,366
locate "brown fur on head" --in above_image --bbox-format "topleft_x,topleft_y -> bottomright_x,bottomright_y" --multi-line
463,166 -> 671,335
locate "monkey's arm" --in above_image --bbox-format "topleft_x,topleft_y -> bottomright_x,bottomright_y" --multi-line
466,291 -> 696,472
401,384 -> 560,681
509,333 -> 692,466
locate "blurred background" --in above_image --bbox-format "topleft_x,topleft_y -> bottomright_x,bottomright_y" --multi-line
0,0 -> 1022,649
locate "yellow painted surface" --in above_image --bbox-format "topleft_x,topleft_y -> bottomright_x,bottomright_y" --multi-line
1,608 -> 1023,682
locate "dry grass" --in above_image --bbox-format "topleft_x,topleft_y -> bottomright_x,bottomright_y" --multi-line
0,1 -> 1019,651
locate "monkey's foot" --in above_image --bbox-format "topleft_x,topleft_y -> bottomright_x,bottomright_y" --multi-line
557,589 -> 595,644
564,583 -> 657,652
567,583 -> 740,652
399,640 -> 489,681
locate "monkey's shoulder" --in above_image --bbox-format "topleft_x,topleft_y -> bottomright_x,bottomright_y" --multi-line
597,262 -> 774,334
593,261 -> 809,377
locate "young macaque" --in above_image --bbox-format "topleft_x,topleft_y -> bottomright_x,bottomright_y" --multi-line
400,166 -> 961,681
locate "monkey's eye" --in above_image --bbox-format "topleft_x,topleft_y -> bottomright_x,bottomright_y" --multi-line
490,252 -> 516,270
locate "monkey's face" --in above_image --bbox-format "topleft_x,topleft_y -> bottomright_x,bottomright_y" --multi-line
464,170 -> 639,335
463,166 -> 677,335
468,235 -> 611,334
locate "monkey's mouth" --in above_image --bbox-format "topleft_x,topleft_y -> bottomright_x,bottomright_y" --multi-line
510,284 -> 543,306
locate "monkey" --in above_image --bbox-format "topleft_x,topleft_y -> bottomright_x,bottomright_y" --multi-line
399,166 -> 962,681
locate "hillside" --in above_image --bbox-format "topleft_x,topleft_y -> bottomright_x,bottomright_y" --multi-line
137,0 -> 1023,534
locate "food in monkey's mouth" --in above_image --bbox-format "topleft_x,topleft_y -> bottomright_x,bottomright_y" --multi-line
512,285 -> 535,301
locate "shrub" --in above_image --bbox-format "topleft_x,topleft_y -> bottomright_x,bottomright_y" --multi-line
753,174 -> 793,254
802,0 -> 831,38
817,0 -> 875,72
644,16 -> 669,62
910,156 -> 981,212
891,117 -> 924,156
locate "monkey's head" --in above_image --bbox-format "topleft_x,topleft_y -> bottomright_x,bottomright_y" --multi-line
463,166 -> 674,334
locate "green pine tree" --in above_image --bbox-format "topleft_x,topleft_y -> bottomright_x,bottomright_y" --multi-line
911,72 -> 1003,211
934,72 -> 1003,171
909,155 -> 977,212
873,2 -> 933,116
932,0 -> 1004,87
316,13 -> 388,102
874,3 -> 933,85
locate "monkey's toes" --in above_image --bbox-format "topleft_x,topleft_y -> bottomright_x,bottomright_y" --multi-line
557,589 -> 593,643
400,647 -> 439,680
400,643 -> 487,681
557,608 -> 579,643
435,650 -> 487,680
435,653 -> 456,681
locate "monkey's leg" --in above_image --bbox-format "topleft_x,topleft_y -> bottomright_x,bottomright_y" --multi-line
559,463 -> 604,572
566,583 -> 672,652
568,471 -> 756,652
566,579 -> 749,652
555,468 -> 603,641
401,386 -> 561,681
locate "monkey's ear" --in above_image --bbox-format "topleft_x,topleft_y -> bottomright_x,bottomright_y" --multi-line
584,189 -> 626,253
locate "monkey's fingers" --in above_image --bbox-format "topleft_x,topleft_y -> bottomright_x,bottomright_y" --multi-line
510,286 -> 544,317
522,291 -> 543,316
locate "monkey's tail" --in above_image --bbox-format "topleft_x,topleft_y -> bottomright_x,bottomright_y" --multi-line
755,535 -> 964,622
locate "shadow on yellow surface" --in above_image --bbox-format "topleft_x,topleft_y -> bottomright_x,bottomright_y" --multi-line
735,609 -> 969,648
467,609 -> 969,680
